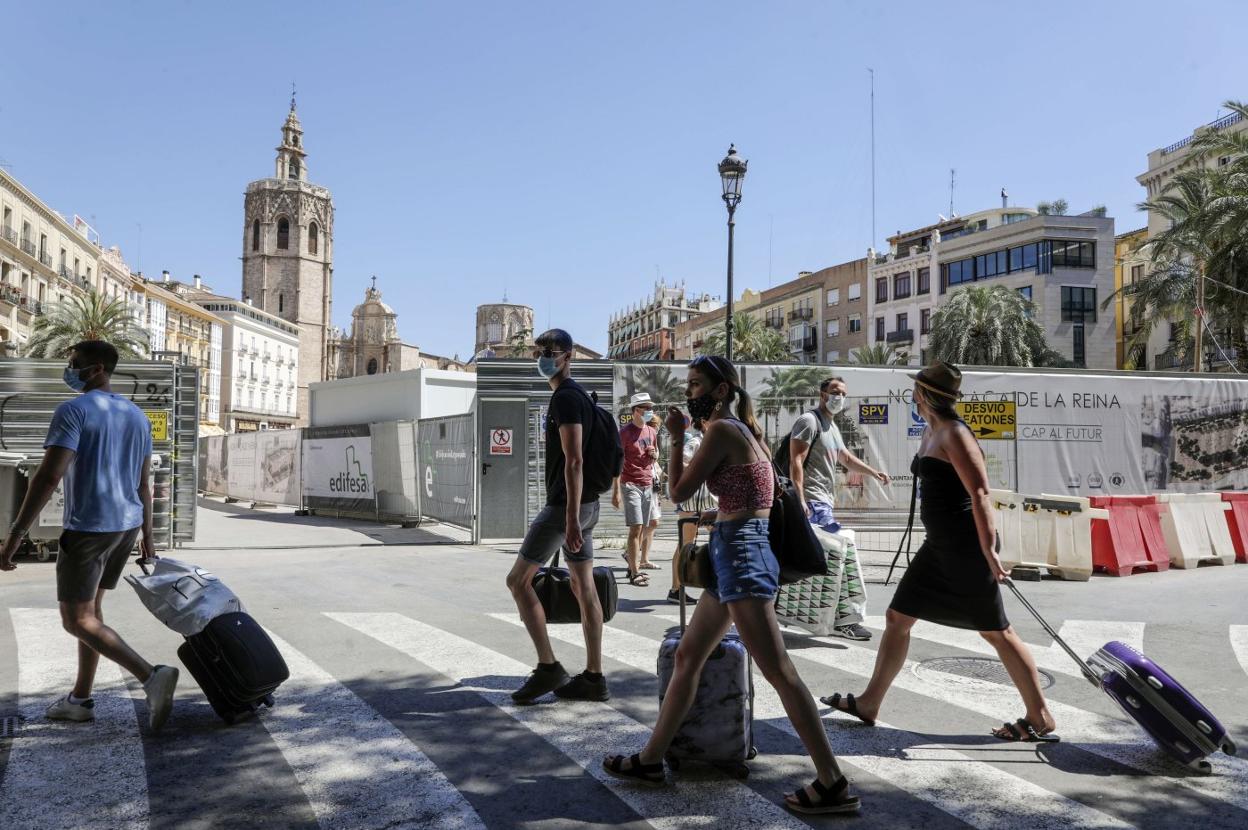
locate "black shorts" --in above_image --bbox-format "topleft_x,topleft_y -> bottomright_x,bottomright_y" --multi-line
56,528 -> 142,603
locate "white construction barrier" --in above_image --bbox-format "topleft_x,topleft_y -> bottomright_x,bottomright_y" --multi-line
992,490 -> 1107,581
1156,493 -> 1235,569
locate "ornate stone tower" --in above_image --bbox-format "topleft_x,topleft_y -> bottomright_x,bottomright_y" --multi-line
241,96 -> 334,422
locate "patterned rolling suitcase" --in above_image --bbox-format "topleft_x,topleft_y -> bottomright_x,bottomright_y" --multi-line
1007,580 -> 1237,773
657,519 -> 756,779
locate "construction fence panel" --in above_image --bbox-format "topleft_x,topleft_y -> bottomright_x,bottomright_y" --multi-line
370,420 -> 420,522
416,413 -> 476,531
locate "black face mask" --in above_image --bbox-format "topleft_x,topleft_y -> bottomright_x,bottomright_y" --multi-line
687,391 -> 718,422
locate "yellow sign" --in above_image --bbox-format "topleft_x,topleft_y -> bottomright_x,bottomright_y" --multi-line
955,400 -> 1016,440
145,410 -> 169,442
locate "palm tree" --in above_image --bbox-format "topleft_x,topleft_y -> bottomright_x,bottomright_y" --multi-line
850,342 -> 905,366
758,366 -> 827,444
617,364 -> 686,411
927,284 -> 1058,367
699,315 -> 792,363
23,290 -> 148,359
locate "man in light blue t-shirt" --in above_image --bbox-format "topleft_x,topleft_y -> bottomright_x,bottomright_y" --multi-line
0,340 -> 178,731
789,376 -> 890,641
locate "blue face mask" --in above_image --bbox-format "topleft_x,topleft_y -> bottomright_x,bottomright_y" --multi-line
643,411 -> 655,423
63,365 -> 88,392
537,356 -> 561,379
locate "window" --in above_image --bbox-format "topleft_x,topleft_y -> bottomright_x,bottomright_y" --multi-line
1072,324 -> 1086,367
826,319 -> 840,338
277,218 -> 290,249
1051,240 -> 1096,268
826,350 -> 840,362
252,220 -> 260,251
874,316 -> 885,342
1018,285 -> 1033,302
367,357 -> 379,375
39,234 -> 47,258
1061,286 -> 1096,322
875,277 -> 889,303
943,258 -> 974,287
920,308 -> 931,334
278,294 -> 284,313
894,272 -> 911,299
896,312 -> 908,332
289,158 -> 301,180
1130,264 -> 1143,285
827,288 -> 839,306
917,267 -> 930,295
848,314 -> 862,333
73,257 -> 80,277
847,282 -> 862,301
308,223 -> 319,255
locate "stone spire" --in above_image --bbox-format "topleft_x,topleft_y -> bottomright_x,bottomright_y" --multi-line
275,95 -> 307,181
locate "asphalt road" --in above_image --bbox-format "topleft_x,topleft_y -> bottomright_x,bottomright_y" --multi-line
1,499 -> 1246,829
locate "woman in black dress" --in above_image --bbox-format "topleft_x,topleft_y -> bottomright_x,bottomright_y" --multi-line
820,362 -> 1057,743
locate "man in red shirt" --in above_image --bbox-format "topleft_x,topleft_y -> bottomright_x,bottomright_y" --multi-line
611,392 -> 658,586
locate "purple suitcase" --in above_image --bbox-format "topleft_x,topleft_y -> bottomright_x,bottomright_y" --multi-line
1007,581 -> 1237,774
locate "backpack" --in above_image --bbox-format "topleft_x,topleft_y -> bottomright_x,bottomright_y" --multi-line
771,409 -> 819,476
580,389 -> 624,495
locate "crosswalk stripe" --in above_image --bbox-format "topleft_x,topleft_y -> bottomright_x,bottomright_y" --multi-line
257,629 -> 485,830
0,609 -> 149,830
862,616 -> 1146,679
1231,626 -> 1248,678
327,612 -> 811,830
651,612 -> 1248,812
490,614 -> 1132,830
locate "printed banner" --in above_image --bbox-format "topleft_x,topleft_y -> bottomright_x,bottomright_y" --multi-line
417,414 -> 475,529
302,424 -> 376,513
254,429 -> 301,505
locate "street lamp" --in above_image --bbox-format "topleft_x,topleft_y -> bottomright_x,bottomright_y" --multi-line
718,145 -> 747,361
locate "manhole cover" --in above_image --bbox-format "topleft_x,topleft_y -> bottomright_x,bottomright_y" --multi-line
914,657 -> 1054,690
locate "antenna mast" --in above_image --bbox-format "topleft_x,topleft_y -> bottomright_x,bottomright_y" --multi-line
868,68 -> 876,247
949,168 -> 956,216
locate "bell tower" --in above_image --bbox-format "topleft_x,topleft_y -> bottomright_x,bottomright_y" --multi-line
241,94 -> 334,423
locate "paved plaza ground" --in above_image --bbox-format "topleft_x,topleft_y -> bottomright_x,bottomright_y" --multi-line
1,499 -> 1246,829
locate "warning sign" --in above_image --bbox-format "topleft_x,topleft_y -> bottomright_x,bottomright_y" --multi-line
489,428 -> 514,456
145,410 -> 169,441
858,403 -> 888,424
955,400 -> 1016,440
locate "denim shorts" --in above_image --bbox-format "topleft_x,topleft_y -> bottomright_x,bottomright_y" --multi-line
705,517 -> 780,604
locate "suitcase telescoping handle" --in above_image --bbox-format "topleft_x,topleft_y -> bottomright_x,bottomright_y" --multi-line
676,516 -> 703,632
1004,578 -> 1102,688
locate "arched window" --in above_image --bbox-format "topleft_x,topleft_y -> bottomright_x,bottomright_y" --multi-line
252,219 -> 260,251
277,218 -> 289,250
308,223 -> 318,255
289,158 -> 300,179
367,357 -> 378,375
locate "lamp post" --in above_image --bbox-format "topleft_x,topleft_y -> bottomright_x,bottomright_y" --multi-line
718,145 -> 747,361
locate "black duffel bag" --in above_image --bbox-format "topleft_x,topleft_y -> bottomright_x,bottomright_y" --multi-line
531,549 -> 619,623
769,465 -> 829,585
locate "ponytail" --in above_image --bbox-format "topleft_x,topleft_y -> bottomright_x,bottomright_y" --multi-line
731,386 -> 767,454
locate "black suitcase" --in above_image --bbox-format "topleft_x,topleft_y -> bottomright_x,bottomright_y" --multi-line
532,549 -> 619,623
179,611 -> 289,724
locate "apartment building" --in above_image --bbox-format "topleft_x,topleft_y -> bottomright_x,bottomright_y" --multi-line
140,274 -> 225,428
196,296 -> 301,431
607,280 -> 721,359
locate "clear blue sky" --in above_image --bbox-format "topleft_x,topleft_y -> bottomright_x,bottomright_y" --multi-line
4,2 -> 1246,357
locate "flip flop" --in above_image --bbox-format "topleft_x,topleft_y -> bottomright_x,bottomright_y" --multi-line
819,692 -> 876,726
994,718 -> 1060,743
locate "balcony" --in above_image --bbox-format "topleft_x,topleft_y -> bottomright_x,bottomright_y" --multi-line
39,252 -> 53,268
788,308 -> 813,322
20,239 -> 36,257
0,225 -> 15,245
0,284 -> 25,310
789,327 -> 818,353
764,317 -> 784,330
1154,350 -> 1191,371
886,328 -> 915,345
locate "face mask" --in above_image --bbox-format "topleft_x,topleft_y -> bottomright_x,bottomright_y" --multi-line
642,411 -> 655,423
687,391 -> 717,422
536,355 -> 560,379
63,365 -> 88,392
824,394 -> 845,415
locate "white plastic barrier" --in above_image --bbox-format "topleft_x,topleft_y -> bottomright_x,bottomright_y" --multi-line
1156,493 -> 1235,569
992,490 -> 1107,581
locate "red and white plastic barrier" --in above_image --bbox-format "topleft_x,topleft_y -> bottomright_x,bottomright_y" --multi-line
1088,496 -> 1171,577
1222,492 -> 1248,564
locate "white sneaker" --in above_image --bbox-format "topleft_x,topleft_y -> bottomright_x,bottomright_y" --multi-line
46,696 -> 95,722
145,665 -> 179,732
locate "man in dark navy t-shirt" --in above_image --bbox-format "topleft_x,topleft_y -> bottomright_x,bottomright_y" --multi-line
504,328 -> 609,705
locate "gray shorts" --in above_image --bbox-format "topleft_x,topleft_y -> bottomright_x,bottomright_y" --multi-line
57,527 -> 142,603
622,482 -> 654,527
519,501 -> 600,565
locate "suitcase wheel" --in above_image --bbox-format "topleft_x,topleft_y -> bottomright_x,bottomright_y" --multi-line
1188,758 -> 1213,776
1222,736 -> 1238,756
262,695 -> 275,709
747,746 -> 758,760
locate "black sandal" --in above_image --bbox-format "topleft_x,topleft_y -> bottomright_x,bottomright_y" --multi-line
785,776 -> 860,815
993,718 -> 1060,743
603,753 -> 666,786
628,571 -> 650,587
819,692 -> 876,726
